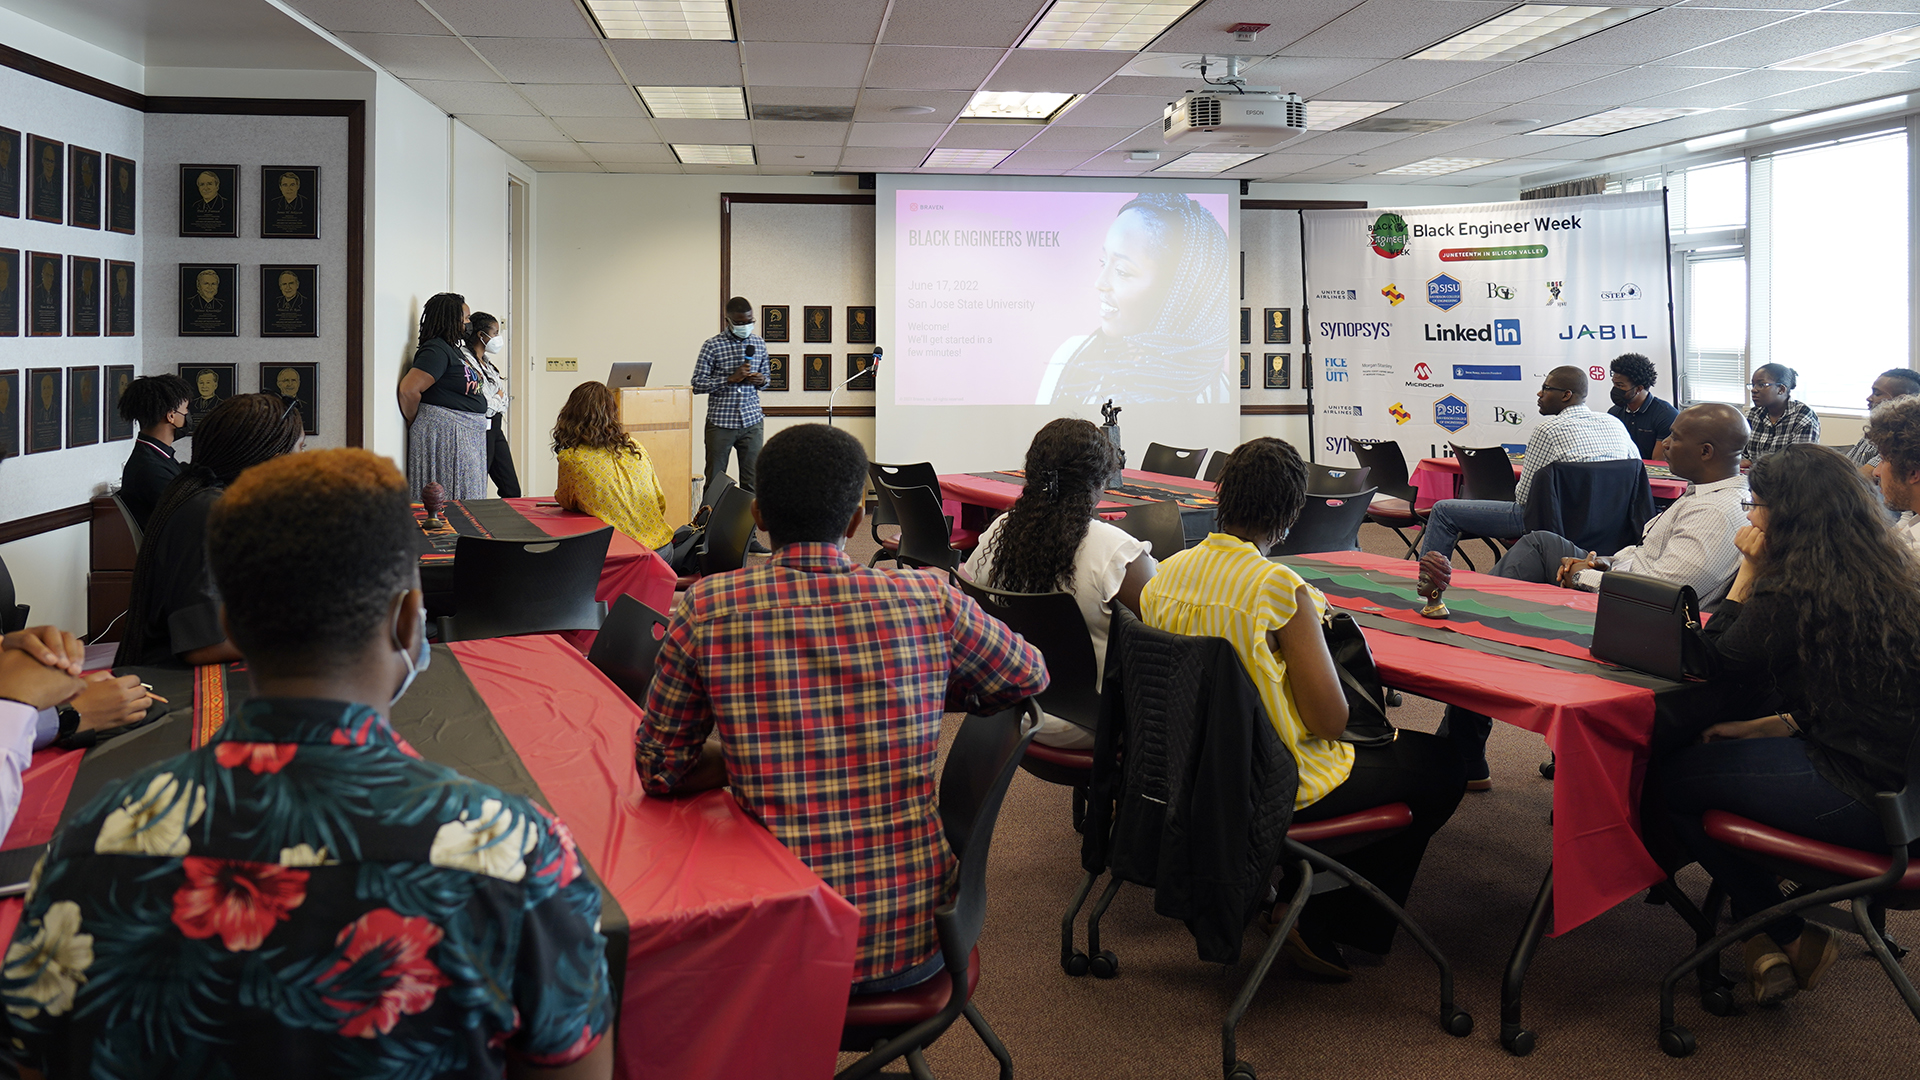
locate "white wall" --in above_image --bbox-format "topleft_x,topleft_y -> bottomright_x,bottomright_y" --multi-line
0,525 -> 87,633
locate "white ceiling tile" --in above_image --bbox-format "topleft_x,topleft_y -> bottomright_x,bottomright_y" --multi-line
735,0 -> 888,43
1675,0 -> 1848,8
867,45 -> 1004,90
1072,152 -> 1161,171
1048,94 -> 1165,127
1528,66 -> 1735,105
583,143 -> 676,163
880,0 -> 1048,47
1372,101 -> 1497,120
1460,103 -> 1608,126
1829,0 -> 1920,11
1654,11 -> 1920,66
1025,125 -> 1142,150
498,139 -> 590,160
939,124 -> 1046,149
284,0 -> 448,35
1534,8 -> 1791,65
1375,129 -> 1505,155
603,40 -> 743,85
406,79 -> 540,116
760,166 -> 825,173
751,86 -> 862,106
1425,63 -> 1627,102
755,145 -> 845,165
853,90 -> 974,122
1463,133 -> 1603,155
459,114 -> 567,141
753,120 -> 854,144
1317,59 -> 1508,99
527,160 -> 606,171
553,116 -> 658,141
840,146 -> 931,166
848,122 -> 948,147
423,0 -> 598,39
1151,0 -> 1362,54
1000,150 -> 1093,170
1281,130 -> 1412,154
982,49 -> 1131,93
468,37 -> 622,83
517,83 -> 645,116
337,33 -> 495,80
601,163 -> 685,173
1239,57 -> 1392,98
1633,67 -> 1845,106
1753,67 -> 1920,106
650,118 -> 753,141
741,42 -> 873,86
1097,73 -> 1219,97
1279,0 -> 1520,61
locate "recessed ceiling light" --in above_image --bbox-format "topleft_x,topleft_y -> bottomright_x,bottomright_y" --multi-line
582,0 -> 734,40
1304,101 -> 1402,131
1531,106 -> 1706,136
671,144 -> 755,165
889,105 -> 938,115
1155,151 -> 1262,172
923,148 -> 1013,168
1380,157 -> 1501,176
1019,0 -> 1208,51
961,91 -> 1080,122
637,86 -> 746,120
1411,5 -> 1654,63
1773,25 -> 1920,71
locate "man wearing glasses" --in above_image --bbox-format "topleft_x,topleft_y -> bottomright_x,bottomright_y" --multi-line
1417,365 -> 1639,563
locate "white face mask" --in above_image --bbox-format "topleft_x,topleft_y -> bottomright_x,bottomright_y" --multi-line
390,606 -> 431,707
729,322 -> 753,339
484,335 -> 504,356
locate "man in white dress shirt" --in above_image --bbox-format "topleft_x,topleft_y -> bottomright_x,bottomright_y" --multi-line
1866,394 -> 1920,557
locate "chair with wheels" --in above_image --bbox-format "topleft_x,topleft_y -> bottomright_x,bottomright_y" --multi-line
0,555 -> 27,634
837,701 -> 1039,1080
1140,442 -> 1207,478
1655,739 -> 1920,1059
877,479 -> 965,578
1448,443 -> 1522,567
1272,488 -> 1376,556
587,595 -> 672,707
870,462 -> 979,567
1202,450 -> 1232,483
1113,500 -> 1186,559
110,491 -> 145,552
1305,463 -> 1371,496
675,482 -> 757,589
434,528 -> 613,642
1350,439 -> 1427,559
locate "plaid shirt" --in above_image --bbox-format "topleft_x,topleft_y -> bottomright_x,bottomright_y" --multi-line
691,332 -> 771,429
1743,399 -> 1821,464
1515,404 -> 1639,504
636,543 -> 1047,982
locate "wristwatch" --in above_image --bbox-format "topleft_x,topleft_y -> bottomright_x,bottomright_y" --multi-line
55,705 -> 82,745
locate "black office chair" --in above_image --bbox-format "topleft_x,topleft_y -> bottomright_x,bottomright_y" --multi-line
837,701 -> 1039,1080
1113,500 -> 1186,559
877,479 -> 964,577
434,528 -> 612,642
1273,488 -> 1376,556
587,595 -> 672,707
870,462 -> 978,567
1306,462 -> 1372,496
0,555 -> 27,634
1202,450 -> 1232,483
1350,439 -> 1427,559
1140,442 -> 1207,478
675,482 -> 757,589
1449,443 -> 1522,567
111,491 -> 144,552
1523,459 -> 1654,557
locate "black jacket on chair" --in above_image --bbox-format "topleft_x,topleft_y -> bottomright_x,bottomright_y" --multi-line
1082,608 -> 1296,964
1522,458 -> 1654,557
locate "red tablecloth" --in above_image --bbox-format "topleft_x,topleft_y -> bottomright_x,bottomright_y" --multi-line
507,497 -> 679,650
1296,550 -> 1673,934
940,468 -> 1216,520
1409,456 -> 1687,509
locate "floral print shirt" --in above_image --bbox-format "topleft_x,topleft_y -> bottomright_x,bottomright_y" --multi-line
0,698 -> 611,1079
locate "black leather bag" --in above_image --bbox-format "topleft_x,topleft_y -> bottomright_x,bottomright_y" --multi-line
1323,612 -> 1397,748
1590,572 -> 1705,681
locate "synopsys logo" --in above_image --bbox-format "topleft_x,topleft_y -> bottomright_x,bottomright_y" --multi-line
1381,284 -> 1405,306
1427,273 -> 1463,311
1493,406 -> 1525,425
1315,288 -> 1358,300
1433,394 -> 1470,434
1369,213 -> 1410,258
1324,404 -> 1363,416
1320,321 -> 1391,339
1600,283 -> 1642,302
1389,402 -> 1412,425
1404,361 -> 1443,389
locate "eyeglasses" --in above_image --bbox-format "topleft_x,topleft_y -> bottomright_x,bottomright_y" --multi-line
1740,499 -> 1767,511
1750,381 -> 1780,391
1538,385 -> 1575,396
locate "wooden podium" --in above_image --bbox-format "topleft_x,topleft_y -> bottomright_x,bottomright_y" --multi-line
619,387 -> 694,525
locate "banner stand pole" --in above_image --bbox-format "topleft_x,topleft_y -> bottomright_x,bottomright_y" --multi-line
1660,187 -> 1681,398
1298,212 -> 1315,462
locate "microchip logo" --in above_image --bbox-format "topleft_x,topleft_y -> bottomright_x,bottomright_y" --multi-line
1381,283 -> 1405,306
1390,402 -> 1412,425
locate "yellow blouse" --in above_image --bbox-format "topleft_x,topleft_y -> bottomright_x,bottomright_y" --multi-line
1140,533 -> 1355,808
554,442 -> 674,550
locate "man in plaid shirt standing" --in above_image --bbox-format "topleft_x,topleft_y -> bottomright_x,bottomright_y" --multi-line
636,424 -> 1048,992
693,297 -> 772,552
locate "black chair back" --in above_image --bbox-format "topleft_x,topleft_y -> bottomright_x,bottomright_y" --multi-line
587,595 -> 671,706
1522,459 -> 1654,556
437,527 -> 613,642
1306,462 -> 1372,496
866,463 -> 902,548
957,580 -> 1100,731
699,483 -> 757,575
1113,500 -> 1185,559
1452,444 -> 1517,502
938,703 -> 1040,944
1140,442 -> 1207,478
0,555 -> 26,634
877,479 -> 960,575
1202,450 -> 1232,483
111,491 -> 145,551
1350,440 -> 1418,504
1273,488 -> 1377,555
700,472 -> 735,511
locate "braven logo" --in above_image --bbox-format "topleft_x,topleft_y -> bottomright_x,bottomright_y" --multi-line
1559,324 -> 1648,340
1427,273 -> 1463,311
1423,320 -> 1521,345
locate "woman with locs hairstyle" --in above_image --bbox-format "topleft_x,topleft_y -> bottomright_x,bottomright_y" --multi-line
398,292 -> 489,499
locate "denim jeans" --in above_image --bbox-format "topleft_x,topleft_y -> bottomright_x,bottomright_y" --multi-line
1417,498 -> 1527,558
703,420 -> 764,498
1663,736 -> 1885,947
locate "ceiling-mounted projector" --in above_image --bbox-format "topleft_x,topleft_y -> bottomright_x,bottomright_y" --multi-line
1163,91 -> 1306,149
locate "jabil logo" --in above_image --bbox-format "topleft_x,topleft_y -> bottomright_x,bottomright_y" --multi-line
1559,324 -> 1648,340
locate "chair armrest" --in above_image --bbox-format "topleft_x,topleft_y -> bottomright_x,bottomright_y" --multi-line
1877,783 -> 1920,848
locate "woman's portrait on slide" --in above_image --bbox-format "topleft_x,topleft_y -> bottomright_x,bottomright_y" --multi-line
1038,192 -> 1234,406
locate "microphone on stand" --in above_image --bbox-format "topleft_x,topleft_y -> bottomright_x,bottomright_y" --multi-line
828,346 -> 881,428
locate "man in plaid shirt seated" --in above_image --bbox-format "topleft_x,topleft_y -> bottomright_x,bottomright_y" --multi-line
635,424 -> 1048,992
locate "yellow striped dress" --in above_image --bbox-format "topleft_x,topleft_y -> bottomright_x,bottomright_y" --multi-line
1139,533 -> 1355,808
554,442 -> 675,550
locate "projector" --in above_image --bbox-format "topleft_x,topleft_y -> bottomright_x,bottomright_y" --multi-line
1163,92 -> 1306,149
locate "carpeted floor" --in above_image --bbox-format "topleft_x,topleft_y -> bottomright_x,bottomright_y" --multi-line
817,518 -> 1920,1079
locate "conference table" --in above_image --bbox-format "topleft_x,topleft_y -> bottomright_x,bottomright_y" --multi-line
940,467 -> 1220,542
0,636 -> 861,1080
1274,550 -> 1705,1055
1409,456 -> 1689,509
415,496 -> 679,651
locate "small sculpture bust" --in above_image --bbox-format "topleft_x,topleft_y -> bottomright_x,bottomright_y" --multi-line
1416,551 -> 1452,619
421,481 -> 447,524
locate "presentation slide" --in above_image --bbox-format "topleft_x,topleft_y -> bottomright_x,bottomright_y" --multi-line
893,189 -> 1234,407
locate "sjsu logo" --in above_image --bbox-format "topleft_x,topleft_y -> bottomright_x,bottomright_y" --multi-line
1433,394 -> 1470,434
1493,407 -> 1525,425
1559,324 -> 1649,340
1427,273 -> 1463,311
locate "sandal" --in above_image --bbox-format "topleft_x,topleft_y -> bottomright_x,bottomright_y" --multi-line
1744,935 -> 1797,1005
1791,924 -> 1839,991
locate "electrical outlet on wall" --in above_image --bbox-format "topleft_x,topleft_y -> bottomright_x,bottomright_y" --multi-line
545,357 -> 578,371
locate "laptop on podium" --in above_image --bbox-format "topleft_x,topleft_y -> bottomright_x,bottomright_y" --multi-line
607,362 -> 652,389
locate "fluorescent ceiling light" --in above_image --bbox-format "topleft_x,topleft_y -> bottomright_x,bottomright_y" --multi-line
923,148 -> 1013,168
637,86 -> 746,119
1155,151 -> 1262,172
1411,5 -> 1654,62
671,143 -> 755,165
1380,157 -> 1500,176
582,0 -> 734,40
961,91 -> 1079,122
1774,26 -> 1920,71
1304,101 -> 1401,131
1531,106 -> 1705,136
1019,0 -> 1206,51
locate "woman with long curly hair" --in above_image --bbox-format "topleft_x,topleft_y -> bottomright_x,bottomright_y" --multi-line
965,418 -> 1154,748
1665,443 -> 1920,1006
553,381 -> 698,570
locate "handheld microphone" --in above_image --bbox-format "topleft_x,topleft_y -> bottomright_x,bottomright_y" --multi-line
870,346 -> 883,366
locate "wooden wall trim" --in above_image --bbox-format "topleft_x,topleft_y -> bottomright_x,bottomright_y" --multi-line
763,406 -> 875,418
723,193 -> 876,206
1240,404 -> 1310,416
0,41 -> 145,110
0,503 -> 92,545
1241,200 -> 1368,211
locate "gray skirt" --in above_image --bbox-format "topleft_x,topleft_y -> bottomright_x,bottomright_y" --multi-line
408,403 -> 489,500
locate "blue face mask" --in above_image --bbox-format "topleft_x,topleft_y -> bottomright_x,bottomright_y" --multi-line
729,322 -> 753,339
390,607 -> 431,707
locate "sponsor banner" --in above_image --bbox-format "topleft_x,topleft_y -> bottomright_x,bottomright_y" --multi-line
1301,191 -> 1672,465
